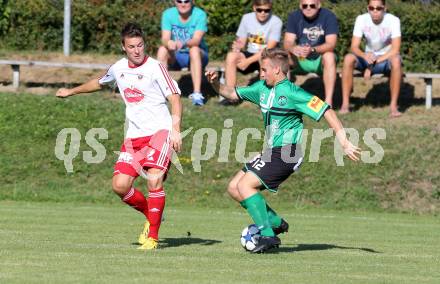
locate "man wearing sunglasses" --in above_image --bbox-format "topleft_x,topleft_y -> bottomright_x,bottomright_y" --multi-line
283,0 -> 339,108
340,0 -> 402,118
158,0 -> 208,106
223,0 -> 282,104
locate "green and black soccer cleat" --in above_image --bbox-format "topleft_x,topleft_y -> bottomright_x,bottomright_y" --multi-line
273,219 -> 289,235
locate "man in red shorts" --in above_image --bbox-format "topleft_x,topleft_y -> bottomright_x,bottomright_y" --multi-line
56,22 -> 182,250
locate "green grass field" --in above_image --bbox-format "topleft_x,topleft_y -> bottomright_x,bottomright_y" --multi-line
1,90 -> 440,283
0,201 -> 439,283
1,92 -> 439,212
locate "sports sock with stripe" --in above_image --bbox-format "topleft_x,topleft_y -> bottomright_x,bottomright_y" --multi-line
266,203 -> 282,228
147,188 -> 166,240
122,188 -> 148,219
240,200 -> 281,228
242,193 -> 274,237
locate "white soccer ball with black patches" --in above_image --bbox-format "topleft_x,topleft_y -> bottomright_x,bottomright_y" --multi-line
240,224 -> 261,251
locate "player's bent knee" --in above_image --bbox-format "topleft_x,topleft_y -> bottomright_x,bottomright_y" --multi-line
147,179 -> 164,191
112,176 -> 131,197
227,181 -> 239,198
236,179 -> 252,196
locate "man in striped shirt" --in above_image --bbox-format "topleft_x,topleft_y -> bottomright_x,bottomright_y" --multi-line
56,22 -> 182,251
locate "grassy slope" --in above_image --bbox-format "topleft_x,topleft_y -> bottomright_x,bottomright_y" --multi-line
0,201 -> 439,283
0,92 -> 439,212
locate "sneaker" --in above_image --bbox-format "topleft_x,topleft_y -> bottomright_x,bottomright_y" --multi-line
137,237 -> 158,250
273,219 -> 289,235
251,236 -> 281,253
138,220 -> 150,245
189,92 -> 205,106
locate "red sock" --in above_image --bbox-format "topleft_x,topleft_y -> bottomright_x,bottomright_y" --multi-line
122,188 -> 148,218
147,188 -> 166,240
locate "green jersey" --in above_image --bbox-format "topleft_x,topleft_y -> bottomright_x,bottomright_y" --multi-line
236,78 -> 330,147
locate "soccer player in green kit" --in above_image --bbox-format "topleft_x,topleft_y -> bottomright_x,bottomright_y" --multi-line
206,48 -> 360,253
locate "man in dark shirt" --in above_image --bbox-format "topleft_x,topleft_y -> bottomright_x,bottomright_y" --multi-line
284,0 -> 338,107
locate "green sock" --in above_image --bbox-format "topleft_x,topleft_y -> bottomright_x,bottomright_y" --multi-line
240,200 -> 282,228
266,204 -> 282,228
243,193 -> 274,237
239,200 -> 247,209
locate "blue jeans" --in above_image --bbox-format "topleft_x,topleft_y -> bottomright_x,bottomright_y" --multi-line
170,50 -> 209,70
354,55 -> 401,75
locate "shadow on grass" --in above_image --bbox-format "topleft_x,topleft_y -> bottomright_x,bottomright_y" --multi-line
266,243 -> 381,254
176,72 -> 260,103
177,73 -> 219,101
161,237 -> 222,248
132,237 -> 221,248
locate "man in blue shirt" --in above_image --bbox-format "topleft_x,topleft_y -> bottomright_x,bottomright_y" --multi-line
157,0 -> 208,106
283,0 -> 338,108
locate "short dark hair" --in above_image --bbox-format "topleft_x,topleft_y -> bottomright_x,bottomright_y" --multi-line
261,48 -> 290,75
121,22 -> 144,44
254,0 -> 272,5
368,0 -> 385,5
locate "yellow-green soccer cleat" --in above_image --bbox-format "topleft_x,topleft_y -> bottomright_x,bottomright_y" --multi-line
137,237 -> 158,250
138,220 -> 150,245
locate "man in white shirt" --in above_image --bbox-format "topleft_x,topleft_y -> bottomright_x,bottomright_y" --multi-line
56,23 -> 182,250
340,0 -> 402,117
223,0 -> 282,98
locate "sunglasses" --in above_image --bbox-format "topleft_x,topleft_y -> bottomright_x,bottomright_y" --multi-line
301,4 -> 317,9
368,6 -> 384,11
176,0 -> 191,4
256,8 -> 271,13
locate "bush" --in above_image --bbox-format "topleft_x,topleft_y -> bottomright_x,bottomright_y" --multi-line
4,0 -> 63,50
0,0 -> 439,72
0,0 -> 168,55
69,0 -> 168,54
0,0 -> 10,37
198,0 -> 253,57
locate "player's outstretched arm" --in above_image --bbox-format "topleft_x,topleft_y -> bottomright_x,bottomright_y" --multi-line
324,109 -> 361,161
205,70 -> 240,102
55,78 -> 102,98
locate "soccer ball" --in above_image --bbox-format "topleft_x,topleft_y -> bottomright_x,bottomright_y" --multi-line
240,224 -> 261,251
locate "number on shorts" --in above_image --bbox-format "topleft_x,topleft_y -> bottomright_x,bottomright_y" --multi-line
252,159 -> 266,171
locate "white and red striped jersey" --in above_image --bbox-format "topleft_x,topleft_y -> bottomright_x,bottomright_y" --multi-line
99,56 -> 181,138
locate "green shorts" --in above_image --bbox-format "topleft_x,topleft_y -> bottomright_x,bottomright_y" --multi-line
294,56 -> 323,74
292,54 -> 338,75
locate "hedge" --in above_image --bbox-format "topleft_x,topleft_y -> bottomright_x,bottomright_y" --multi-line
0,0 -> 439,72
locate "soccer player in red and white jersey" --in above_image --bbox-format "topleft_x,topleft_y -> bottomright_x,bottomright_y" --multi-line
56,23 -> 182,250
